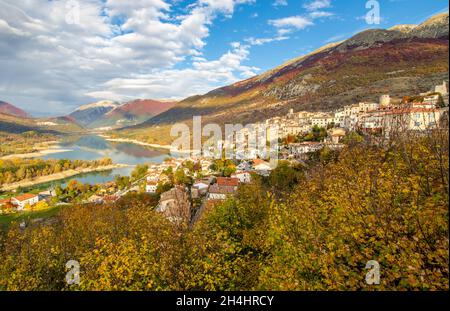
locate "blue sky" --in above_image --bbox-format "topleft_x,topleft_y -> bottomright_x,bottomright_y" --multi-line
202,0 -> 449,71
0,0 -> 448,116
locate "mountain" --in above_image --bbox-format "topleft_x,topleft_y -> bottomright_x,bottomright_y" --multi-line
0,112 -> 83,135
0,113 -> 57,134
119,12 -> 449,145
0,101 -> 30,118
36,116 -> 84,133
89,99 -> 177,129
69,100 -> 120,127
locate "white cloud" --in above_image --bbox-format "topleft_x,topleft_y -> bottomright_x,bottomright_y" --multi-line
245,36 -> 289,46
268,0 -> 334,35
0,0 -> 256,115
273,0 -> 288,6
86,43 -> 259,101
309,11 -> 334,18
269,16 -> 314,34
303,0 -> 331,11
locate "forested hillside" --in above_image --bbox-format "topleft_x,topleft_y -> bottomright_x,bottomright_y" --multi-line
1,130 -> 447,290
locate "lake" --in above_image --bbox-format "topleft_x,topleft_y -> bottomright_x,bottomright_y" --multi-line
36,135 -> 169,187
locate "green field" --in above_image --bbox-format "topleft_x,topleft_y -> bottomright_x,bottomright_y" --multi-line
0,205 -> 64,230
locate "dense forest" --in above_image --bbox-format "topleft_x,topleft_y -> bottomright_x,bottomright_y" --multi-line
0,130 -> 448,290
0,157 -> 113,186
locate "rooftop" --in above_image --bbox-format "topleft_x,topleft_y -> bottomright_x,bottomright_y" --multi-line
209,185 -> 237,195
13,193 -> 38,202
216,177 -> 239,187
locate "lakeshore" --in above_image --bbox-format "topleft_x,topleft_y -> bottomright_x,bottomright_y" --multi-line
101,135 -> 192,154
0,164 -> 132,191
0,148 -> 73,160
100,135 -> 173,150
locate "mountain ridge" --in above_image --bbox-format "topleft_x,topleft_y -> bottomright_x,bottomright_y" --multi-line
70,99 -> 177,129
0,101 -> 30,118
117,12 -> 449,144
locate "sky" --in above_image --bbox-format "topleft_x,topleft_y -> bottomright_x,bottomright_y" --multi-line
0,0 -> 448,116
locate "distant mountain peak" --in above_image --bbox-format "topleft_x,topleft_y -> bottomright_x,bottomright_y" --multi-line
388,24 -> 417,33
336,12 -> 448,51
0,101 -> 30,118
67,98 -> 177,129
70,100 -> 120,127
74,100 -> 120,112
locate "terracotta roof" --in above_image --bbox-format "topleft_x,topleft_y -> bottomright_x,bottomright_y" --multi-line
0,198 -> 11,204
209,185 -> 236,194
216,177 -> 239,187
253,159 -> 269,166
13,193 -> 38,202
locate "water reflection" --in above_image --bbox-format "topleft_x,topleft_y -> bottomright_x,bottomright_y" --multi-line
38,135 -> 169,186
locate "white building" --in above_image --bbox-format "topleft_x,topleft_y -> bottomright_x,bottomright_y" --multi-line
380,95 -> 391,107
231,171 -> 252,184
359,107 -> 445,133
11,194 -> 39,211
208,185 -> 236,201
422,94 -> 440,107
311,113 -> 335,127
359,102 -> 380,112
192,181 -> 209,197
435,81 -> 448,96
288,142 -> 324,156
237,161 -> 252,171
253,159 -> 272,171
146,181 -> 158,193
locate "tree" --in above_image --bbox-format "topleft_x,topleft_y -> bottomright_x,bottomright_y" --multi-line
269,160 -> 304,196
174,169 -> 191,186
33,201 -> 49,211
342,131 -> 364,145
131,164 -> 149,182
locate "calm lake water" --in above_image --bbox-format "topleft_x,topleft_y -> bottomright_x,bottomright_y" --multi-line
36,135 -> 169,187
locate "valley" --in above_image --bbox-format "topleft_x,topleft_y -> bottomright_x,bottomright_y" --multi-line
0,6 -> 448,292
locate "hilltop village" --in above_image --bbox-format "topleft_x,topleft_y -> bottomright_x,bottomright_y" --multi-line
1,81 -> 448,226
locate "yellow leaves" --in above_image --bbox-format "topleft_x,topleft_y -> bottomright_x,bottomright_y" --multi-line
0,132 -> 448,291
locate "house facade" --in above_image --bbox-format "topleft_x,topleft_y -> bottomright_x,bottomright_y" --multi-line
11,194 -> 39,211
231,171 -> 252,184
208,185 -> 237,201
146,181 -> 158,193
157,186 -> 191,223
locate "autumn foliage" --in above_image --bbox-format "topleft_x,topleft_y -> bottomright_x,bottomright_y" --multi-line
0,130 -> 448,290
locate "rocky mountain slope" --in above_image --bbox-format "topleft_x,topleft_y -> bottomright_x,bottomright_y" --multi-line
68,99 -> 177,129
69,100 -> 121,127
119,12 -> 449,145
0,103 -> 83,135
89,99 -> 177,129
0,101 -> 30,118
